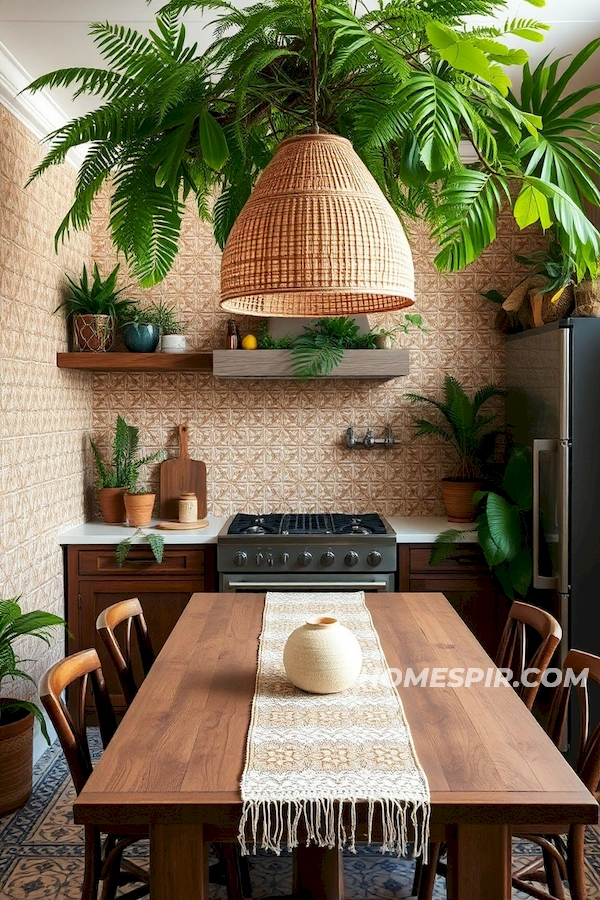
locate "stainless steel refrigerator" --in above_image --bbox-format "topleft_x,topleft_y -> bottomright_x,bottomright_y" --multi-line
505,318 -> 600,747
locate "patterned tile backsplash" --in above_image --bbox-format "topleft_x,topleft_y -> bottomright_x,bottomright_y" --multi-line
90,189 -> 543,518
0,107 -> 92,694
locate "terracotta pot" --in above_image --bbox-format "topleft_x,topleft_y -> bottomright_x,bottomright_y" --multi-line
0,704 -> 34,816
124,492 -> 155,527
441,478 -> 483,523
283,616 -> 362,694
98,487 -> 126,524
73,314 -> 115,351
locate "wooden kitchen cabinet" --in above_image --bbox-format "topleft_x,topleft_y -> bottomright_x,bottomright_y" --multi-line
65,544 -> 217,717
398,544 -> 510,657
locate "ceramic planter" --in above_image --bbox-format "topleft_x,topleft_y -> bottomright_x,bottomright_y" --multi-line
0,704 -> 34,816
161,334 -> 187,353
73,314 -> 115,351
375,334 -> 394,349
124,492 -> 155,527
98,487 -> 126,524
441,479 -> 483,523
123,324 -> 160,353
283,616 -> 362,694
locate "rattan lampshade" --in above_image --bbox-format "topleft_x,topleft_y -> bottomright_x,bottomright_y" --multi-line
220,133 -> 415,317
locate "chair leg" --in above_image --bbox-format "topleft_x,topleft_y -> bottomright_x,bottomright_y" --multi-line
100,845 -> 123,900
220,842 -> 247,900
542,847 -> 565,900
418,841 -> 441,900
567,825 -> 588,900
412,858 -> 423,896
82,826 -> 102,900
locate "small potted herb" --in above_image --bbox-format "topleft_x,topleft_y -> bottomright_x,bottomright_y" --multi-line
406,376 -> 503,522
149,300 -> 188,352
55,263 -> 135,351
0,597 -> 66,815
370,313 -> 427,348
91,416 -> 164,523
121,303 -> 161,353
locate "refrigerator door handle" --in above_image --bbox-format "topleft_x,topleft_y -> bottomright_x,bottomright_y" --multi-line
532,438 -> 559,590
557,439 -> 570,595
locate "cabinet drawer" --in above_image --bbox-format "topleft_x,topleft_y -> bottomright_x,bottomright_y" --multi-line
78,549 -> 205,576
410,546 -> 485,574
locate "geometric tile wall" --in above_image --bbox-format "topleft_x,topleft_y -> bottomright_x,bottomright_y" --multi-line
0,107 -> 92,696
90,188 -> 544,518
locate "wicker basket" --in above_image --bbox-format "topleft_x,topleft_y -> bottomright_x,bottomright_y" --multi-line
503,278 -> 574,330
574,280 -> 600,317
220,133 -> 415,317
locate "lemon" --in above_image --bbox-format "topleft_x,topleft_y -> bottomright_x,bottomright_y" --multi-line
241,334 -> 258,350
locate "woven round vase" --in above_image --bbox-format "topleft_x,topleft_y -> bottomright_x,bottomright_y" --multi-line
283,616 -> 363,694
220,133 -> 415,317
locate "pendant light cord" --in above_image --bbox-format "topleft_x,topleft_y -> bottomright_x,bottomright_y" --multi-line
310,0 -> 320,134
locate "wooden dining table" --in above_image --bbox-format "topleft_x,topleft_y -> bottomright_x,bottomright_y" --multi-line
74,592 -> 599,900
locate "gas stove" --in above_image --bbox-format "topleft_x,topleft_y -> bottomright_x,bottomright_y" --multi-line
218,513 -> 397,592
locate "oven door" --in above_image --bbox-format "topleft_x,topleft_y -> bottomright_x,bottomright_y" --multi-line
220,572 -> 395,592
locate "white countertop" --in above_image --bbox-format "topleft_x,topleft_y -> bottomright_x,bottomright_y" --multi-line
58,516 -> 478,545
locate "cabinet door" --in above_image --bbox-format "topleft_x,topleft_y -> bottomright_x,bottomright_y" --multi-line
78,579 -> 202,715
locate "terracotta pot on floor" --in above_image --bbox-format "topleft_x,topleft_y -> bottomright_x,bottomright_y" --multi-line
124,492 -> 155,527
0,704 -> 34,816
441,479 -> 483,523
98,487 -> 126,524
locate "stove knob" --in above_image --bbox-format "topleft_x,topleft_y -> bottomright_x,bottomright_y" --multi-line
281,552 -> 290,565
233,551 -> 248,567
321,550 -> 335,567
298,551 -> 313,567
345,551 -> 359,567
256,552 -> 264,566
267,553 -> 274,567
367,551 -> 382,567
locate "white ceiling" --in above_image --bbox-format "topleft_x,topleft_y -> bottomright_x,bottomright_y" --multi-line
0,0 -> 599,120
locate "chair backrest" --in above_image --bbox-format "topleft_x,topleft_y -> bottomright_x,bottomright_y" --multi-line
495,600 -> 562,710
40,648 -> 117,795
96,598 -> 155,707
547,648 -> 600,796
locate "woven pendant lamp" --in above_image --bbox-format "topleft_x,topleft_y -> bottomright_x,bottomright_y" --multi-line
220,132 -> 415,317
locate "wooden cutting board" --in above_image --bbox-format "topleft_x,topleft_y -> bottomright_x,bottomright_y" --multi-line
159,424 -> 207,521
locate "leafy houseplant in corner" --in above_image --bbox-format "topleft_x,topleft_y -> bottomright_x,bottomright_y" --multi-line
91,415 -> 164,523
406,376 -> 503,522
0,597 -> 66,815
149,300 -> 187,352
55,263 -> 134,351
432,447 -> 533,599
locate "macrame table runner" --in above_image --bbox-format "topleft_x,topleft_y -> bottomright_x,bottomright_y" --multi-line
238,591 -> 430,858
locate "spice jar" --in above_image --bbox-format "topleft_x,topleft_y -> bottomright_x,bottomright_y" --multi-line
179,492 -> 198,523
226,319 -> 240,349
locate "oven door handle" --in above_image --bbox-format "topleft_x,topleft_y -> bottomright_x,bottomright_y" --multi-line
226,581 -> 390,589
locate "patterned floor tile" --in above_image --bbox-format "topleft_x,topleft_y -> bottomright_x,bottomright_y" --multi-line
0,733 -> 598,899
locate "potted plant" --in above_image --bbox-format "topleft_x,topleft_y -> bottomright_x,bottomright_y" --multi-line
121,303 -> 161,353
406,376 -> 503,522
91,415 -> 164,523
370,314 -> 427,349
0,597 -> 66,815
149,300 -> 188,352
55,263 -> 135,351
432,447 -> 533,599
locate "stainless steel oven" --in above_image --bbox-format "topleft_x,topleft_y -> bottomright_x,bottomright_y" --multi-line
218,513 -> 397,592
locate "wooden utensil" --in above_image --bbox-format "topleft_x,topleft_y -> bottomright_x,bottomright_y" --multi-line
159,424 -> 207,521
156,520 -> 209,531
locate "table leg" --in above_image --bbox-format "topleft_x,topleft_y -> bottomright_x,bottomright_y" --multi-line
446,824 -> 511,900
150,823 -> 206,900
292,846 -> 344,900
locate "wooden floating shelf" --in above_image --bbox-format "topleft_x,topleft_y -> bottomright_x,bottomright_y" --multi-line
56,352 -> 213,373
212,349 -> 410,380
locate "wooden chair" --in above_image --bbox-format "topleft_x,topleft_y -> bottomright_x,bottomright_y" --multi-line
96,599 -> 252,900
96,599 -> 154,706
512,648 -> 600,900
413,600 -> 562,900
495,600 -> 562,711
40,649 -> 149,900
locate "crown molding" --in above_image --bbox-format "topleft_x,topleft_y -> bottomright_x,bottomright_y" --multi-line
0,40 -> 84,167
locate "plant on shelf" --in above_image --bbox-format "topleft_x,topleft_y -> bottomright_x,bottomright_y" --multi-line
370,314 -> 428,348
291,317 -> 376,378
25,5 -> 600,287
55,263 -> 135,352
120,303 -> 161,353
406,376 -> 504,522
431,446 -> 533,599
149,299 -> 187,352
91,415 -> 164,524
0,597 -> 66,815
